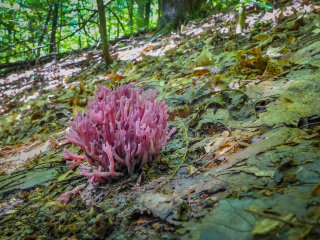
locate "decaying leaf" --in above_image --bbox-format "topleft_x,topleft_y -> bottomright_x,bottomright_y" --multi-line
196,46 -> 215,67
311,183 -> 320,197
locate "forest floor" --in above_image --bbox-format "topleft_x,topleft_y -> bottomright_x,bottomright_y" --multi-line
1,1 -> 320,239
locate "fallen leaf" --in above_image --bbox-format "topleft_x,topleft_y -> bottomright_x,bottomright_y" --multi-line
31,113 -> 43,121
196,46 -> 215,67
78,75 -> 85,94
311,183 -> 320,197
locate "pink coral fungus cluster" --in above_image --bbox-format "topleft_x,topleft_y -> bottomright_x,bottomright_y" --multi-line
57,185 -> 83,204
63,84 -> 175,184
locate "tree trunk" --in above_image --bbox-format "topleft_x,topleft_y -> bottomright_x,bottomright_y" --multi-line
49,1 -> 59,53
77,1 -> 82,49
130,0 -> 134,32
158,0 -> 205,32
158,0 -> 161,22
96,0 -> 113,65
136,0 -> 145,29
36,0 -> 54,62
144,0 -> 151,28
126,0 -> 134,33
236,0 -> 246,34
117,0 -> 120,37
57,0 -> 63,53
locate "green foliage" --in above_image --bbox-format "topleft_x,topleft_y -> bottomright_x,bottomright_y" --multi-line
204,0 -> 229,11
0,0 -> 159,64
203,0 -> 271,11
0,0 -> 272,65
234,0 -> 272,11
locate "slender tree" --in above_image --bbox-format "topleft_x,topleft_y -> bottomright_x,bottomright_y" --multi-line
49,1 -> 59,53
126,0 -> 134,33
145,0 -> 151,28
36,0 -> 54,62
57,0 -> 63,54
236,0 -> 246,34
77,0 -> 82,49
96,0 -> 113,65
137,0 -> 145,29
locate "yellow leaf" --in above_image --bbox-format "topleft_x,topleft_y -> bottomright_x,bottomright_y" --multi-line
126,62 -> 135,73
69,224 -> 77,231
44,201 -> 59,207
190,69 -> 211,77
286,36 -> 295,46
11,114 -> 19,120
72,104 -> 86,116
196,46 -> 215,67
5,210 -> 18,215
58,170 -> 74,182
247,47 -> 262,58
65,76 -> 73,82
78,75 -> 85,94
311,183 -> 320,197
208,196 -> 217,201
252,213 -> 294,236
252,34 -> 270,41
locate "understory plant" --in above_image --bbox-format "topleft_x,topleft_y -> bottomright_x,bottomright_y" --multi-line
62,84 -> 176,184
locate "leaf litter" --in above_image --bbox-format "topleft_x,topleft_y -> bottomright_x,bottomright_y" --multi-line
1,2 -> 320,239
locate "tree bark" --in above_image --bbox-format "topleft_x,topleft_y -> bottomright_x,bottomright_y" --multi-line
158,0 -> 205,32
126,0 -> 134,33
77,0 -> 82,49
136,0 -> 145,29
96,0 -> 113,65
49,1 -> 59,53
36,0 -> 54,62
57,0 -> 63,53
236,0 -> 246,34
117,0 -> 120,37
144,0 -> 151,28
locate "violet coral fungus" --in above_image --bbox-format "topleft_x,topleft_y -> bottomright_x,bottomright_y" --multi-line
57,185 -> 83,204
63,84 -> 176,184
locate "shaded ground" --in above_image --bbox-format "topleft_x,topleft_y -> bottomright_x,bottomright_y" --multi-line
1,1 -> 320,239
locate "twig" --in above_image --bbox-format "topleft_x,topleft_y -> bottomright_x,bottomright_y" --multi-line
10,218 -> 40,230
106,6 -> 125,32
207,220 -> 252,232
0,215 -> 39,230
245,208 -> 297,227
188,152 -> 209,166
